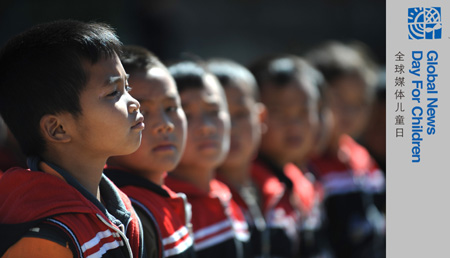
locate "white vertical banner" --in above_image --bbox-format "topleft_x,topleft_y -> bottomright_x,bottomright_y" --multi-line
387,1 -> 450,257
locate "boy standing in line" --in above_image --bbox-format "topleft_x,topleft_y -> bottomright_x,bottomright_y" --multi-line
248,54 -> 323,257
207,58 -> 268,257
305,41 -> 386,258
165,60 -> 250,258
105,45 -> 196,258
0,20 -> 145,258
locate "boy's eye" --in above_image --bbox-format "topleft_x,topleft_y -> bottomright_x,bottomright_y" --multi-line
107,90 -> 120,97
235,110 -> 249,119
166,106 -> 178,112
208,109 -> 220,116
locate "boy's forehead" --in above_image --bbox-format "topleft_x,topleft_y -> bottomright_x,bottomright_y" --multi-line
181,84 -> 225,106
204,75 -> 226,101
83,54 -> 126,88
129,69 -> 178,101
225,85 -> 253,105
261,81 -> 310,104
226,81 -> 254,99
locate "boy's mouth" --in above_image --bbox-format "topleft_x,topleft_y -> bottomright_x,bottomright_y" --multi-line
153,143 -> 177,152
131,116 -> 145,130
198,140 -> 219,150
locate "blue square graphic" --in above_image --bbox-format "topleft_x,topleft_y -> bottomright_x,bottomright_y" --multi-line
408,7 -> 442,40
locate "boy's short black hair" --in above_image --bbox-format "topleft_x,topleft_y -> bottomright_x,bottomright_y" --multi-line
305,40 -> 378,92
206,58 -> 260,101
248,54 -> 323,102
120,45 -> 165,74
0,20 -> 122,156
167,60 -> 212,93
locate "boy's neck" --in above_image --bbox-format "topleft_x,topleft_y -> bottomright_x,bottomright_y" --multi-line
41,152 -> 105,201
217,163 -> 251,190
170,165 -> 214,192
143,171 -> 165,186
106,161 -> 166,186
294,161 -> 308,173
258,151 -> 286,169
327,132 -> 342,157
294,155 -> 311,170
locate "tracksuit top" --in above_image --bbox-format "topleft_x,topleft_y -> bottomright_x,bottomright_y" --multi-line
251,157 -> 303,258
308,134 -> 385,198
0,158 -> 144,258
104,167 -> 196,258
308,135 -> 386,258
283,164 -> 329,258
164,176 -> 250,258
215,175 -> 269,258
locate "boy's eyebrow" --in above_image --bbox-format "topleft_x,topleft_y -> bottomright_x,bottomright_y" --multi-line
105,74 -> 130,86
165,94 -> 179,101
136,94 -> 179,104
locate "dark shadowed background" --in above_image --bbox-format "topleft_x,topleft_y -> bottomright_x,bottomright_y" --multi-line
0,0 -> 385,66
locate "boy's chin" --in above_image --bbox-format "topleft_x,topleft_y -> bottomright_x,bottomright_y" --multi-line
119,141 -> 142,156
221,155 -> 247,168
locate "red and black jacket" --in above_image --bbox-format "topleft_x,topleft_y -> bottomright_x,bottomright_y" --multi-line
309,134 -> 385,197
165,176 -> 250,258
104,167 -> 196,258
251,157 -> 302,258
308,135 -> 386,258
215,174 -> 270,258
0,158 -> 144,258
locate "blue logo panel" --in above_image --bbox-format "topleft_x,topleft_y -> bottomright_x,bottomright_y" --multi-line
408,7 -> 442,40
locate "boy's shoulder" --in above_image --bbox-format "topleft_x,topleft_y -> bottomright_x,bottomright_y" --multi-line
0,167 -> 143,258
339,134 -> 379,174
104,167 -> 188,219
209,178 -> 232,199
164,175 -> 206,198
283,163 -> 316,214
250,160 -> 285,195
104,167 -> 171,197
104,168 -> 196,258
0,167 -> 94,225
310,134 -> 379,175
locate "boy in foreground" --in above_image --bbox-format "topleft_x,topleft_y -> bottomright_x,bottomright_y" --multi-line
0,20 -> 145,258
165,60 -> 250,258
105,45 -> 196,258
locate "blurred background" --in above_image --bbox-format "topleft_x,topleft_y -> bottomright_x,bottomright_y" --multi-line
0,0 -> 387,173
0,0 -> 385,66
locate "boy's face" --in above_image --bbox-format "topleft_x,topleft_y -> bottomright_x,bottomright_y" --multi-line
109,67 -> 187,174
178,74 -> 230,171
67,54 -> 144,158
221,82 -> 261,169
328,75 -> 371,139
259,81 -> 319,165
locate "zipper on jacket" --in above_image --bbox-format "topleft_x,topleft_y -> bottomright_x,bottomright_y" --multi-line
96,213 -> 134,258
177,192 -> 194,237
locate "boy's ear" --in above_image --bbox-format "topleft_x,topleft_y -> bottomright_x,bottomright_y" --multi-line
40,114 -> 71,143
256,103 -> 268,134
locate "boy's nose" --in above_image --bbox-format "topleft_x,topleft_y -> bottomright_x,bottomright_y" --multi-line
128,97 -> 141,113
154,111 -> 174,134
128,103 -> 139,113
199,116 -> 216,136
